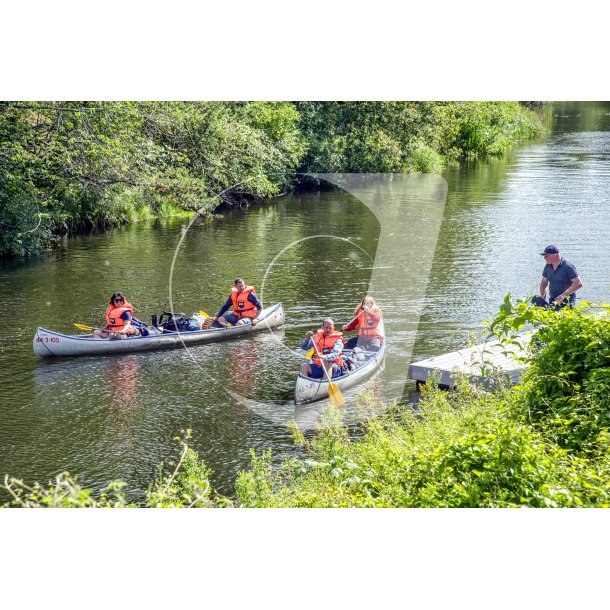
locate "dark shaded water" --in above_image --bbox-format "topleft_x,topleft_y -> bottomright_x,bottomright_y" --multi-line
1,102 -> 609,499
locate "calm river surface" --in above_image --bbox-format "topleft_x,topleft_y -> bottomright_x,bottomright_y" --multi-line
1,102 -> 609,499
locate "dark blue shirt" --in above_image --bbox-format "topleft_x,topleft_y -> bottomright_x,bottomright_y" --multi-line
542,258 -> 578,300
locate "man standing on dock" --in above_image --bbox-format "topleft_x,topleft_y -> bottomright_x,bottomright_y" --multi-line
538,245 -> 583,309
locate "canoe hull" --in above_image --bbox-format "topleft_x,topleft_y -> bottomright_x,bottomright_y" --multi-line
34,303 -> 285,359
294,343 -> 386,405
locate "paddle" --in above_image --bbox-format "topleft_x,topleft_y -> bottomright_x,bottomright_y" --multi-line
73,322 -> 130,337
74,321 -> 147,334
73,323 -> 98,331
311,335 -> 345,407
199,309 -> 233,328
201,309 -> 232,328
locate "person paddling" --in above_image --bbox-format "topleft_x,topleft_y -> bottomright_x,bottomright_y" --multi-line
93,293 -> 140,338
213,278 -> 262,327
300,318 -> 344,379
535,245 -> 583,309
342,295 -> 384,351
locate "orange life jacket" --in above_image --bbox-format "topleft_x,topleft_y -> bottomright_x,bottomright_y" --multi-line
357,308 -> 383,340
230,286 -> 258,319
312,330 -> 344,367
105,302 -> 135,334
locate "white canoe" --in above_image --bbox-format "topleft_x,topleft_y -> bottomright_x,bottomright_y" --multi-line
34,303 -> 285,359
294,329 -> 386,405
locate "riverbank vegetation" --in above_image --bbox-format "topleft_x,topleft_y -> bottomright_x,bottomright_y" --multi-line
3,301 -> 609,508
0,101 -> 544,256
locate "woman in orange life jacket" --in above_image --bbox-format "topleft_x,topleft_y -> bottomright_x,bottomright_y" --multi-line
212,278 -> 262,327
300,318 -> 344,379
92,292 -> 140,339
342,296 -> 383,351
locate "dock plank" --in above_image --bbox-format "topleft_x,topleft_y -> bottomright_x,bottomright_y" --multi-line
408,333 -> 532,388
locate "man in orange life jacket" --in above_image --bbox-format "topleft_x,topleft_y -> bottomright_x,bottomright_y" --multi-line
213,278 -> 262,327
300,318 -> 344,379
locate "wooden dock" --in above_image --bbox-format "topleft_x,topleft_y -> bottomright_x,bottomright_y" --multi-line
408,333 -> 532,388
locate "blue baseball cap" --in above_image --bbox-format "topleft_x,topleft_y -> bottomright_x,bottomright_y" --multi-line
540,245 -> 559,255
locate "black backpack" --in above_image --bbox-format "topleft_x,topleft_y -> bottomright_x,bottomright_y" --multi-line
131,316 -> 150,336
153,311 -> 200,333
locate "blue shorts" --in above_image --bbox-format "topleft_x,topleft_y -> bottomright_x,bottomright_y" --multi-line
222,313 -> 251,325
309,363 -> 342,379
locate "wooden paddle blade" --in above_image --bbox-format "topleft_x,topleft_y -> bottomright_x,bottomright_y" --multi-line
73,323 -> 94,331
328,382 -> 345,407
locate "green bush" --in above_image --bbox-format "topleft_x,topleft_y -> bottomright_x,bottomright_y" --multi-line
487,297 -> 610,456
296,101 -> 544,173
519,306 -> 610,456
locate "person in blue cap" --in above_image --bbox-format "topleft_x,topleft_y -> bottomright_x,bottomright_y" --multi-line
537,245 -> 583,309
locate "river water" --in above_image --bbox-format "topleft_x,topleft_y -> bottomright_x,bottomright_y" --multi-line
1,102 -> 609,499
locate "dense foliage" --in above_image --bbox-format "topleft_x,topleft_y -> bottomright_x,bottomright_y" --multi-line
0,101 -> 304,255
3,301 -> 609,508
0,101 -> 543,256
297,101 -> 542,174
489,298 -> 610,457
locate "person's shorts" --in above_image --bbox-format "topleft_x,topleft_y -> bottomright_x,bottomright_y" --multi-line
222,313 -> 250,325
309,363 -> 342,379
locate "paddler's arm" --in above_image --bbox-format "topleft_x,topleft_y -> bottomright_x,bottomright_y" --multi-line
540,277 -> 549,300
213,297 -> 233,321
322,339 -> 343,362
300,331 -> 314,350
120,311 -> 134,337
249,292 -> 263,325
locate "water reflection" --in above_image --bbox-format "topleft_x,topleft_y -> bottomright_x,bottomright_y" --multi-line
225,336 -> 263,398
103,354 -> 141,415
